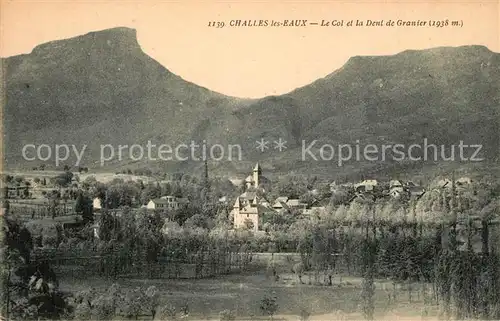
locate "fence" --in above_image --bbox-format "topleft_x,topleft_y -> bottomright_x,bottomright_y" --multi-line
9,201 -> 76,221
31,248 -> 253,280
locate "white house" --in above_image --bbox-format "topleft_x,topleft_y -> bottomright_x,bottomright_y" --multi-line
355,179 -> 378,192
456,177 -> 473,187
285,199 -> 308,210
92,197 -> 102,210
389,180 -> 404,199
146,196 -> 189,210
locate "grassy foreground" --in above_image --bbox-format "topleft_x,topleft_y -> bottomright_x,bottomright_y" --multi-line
59,270 -> 440,320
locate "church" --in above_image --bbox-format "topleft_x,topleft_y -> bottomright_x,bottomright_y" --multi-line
243,163 -> 270,190
231,163 -> 274,231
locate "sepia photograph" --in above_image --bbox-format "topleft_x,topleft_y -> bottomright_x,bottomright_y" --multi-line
1,1 -> 499,320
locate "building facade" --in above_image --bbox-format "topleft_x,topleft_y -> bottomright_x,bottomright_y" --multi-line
147,196 -> 189,210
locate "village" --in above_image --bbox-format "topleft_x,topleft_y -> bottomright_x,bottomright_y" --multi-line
1,162 -> 474,234
3,161 -> 493,321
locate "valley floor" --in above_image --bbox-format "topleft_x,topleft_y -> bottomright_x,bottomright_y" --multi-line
59,271 -> 441,320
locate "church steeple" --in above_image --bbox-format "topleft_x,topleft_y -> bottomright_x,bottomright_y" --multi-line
252,163 -> 261,188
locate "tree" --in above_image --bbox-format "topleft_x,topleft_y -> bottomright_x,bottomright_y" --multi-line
140,184 -> 161,205
2,216 -> 70,320
90,295 -> 115,320
267,255 -> 279,281
75,192 -> 86,213
121,287 -> 146,319
158,304 -> 177,320
215,206 -> 231,227
299,307 -> 311,321
53,172 -> 73,187
97,211 -> 119,242
243,219 -> 255,231
260,293 -> 278,320
145,285 -> 160,319
75,192 -> 94,223
299,192 -> 316,208
184,214 -> 212,230
275,175 -> 308,199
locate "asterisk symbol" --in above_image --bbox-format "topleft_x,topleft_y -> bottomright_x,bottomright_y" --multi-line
274,138 -> 287,152
255,138 -> 269,152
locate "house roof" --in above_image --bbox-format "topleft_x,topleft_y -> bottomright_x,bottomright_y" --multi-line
260,201 -> 271,208
390,180 -> 403,187
272,200 -> 289,209
245,175 -> 254,182
456,177 -> 472,184
234,192 -> 272,210
150,196 -> 189,205
286,199 -> 306,207
391,189 -> 402,195
240,203 -> 275,215
150,199 -> 171,205
233,196 -> 241,208
361,179 -> 377,185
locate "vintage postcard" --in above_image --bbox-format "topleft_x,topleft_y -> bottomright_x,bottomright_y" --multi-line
1,0 -> 499,320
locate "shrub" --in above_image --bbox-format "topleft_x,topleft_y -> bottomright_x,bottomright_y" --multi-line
361,270 -> 375,321
260,293 -> 278,319
299,307 -> 311,321
159,304 -> 177,320
42,235 -> 59,248
219,309 -> 236,321
91,295 -> 115,320
331,309 -> 347,321
74,302 -> 92,320
120,287 -> 145,319
145,285 -> 160,318
293,262 -> 305,283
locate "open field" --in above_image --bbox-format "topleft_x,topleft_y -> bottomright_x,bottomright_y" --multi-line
1,170 -> 158,184
78,172 -> 158,184
59,271 -> 439,320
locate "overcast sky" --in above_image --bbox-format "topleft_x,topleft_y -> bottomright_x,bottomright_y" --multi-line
1,0 -> 498,98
